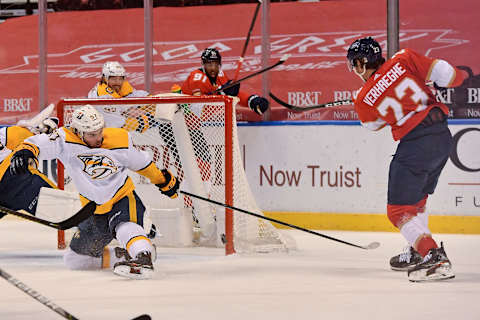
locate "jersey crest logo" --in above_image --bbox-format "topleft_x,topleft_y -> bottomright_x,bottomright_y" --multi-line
78,154 -> 118,179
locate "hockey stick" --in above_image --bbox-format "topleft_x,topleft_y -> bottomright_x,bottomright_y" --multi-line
0,267 -> 80,319
0,267 -> 151,320
269,91 -> 353,112
180,191 -> 380,250
233,0 -> 262,81
210,54 -> 290,95
0,201 -> 96,230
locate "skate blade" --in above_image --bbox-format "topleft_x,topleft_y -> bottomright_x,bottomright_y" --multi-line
391,266 -> 413,272
408,265 -> 455,282
113,265 -> 154,280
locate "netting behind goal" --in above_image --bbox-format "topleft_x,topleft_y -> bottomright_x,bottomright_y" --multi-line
56,95 -> 294,254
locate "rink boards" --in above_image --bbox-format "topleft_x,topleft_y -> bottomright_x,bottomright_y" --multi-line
238,120 -> 480,234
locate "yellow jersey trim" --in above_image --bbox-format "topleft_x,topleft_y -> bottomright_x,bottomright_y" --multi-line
79,177 -> 135,214
6,126 -> 33,150
101,128 -> 129,150
136,162 -> 164,185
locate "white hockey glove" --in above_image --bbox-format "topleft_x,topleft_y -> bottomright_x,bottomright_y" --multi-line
33,117 -> 59,134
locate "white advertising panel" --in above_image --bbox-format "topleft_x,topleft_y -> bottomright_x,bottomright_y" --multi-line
238,122 -> 480,216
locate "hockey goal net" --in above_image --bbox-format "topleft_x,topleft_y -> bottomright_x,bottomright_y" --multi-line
56,95 -> 294,254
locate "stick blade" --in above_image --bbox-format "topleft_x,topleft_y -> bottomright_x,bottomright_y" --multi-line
57,201 -> 96,230
365,242 -> 380,250
131,315 -> 152,320
280,54 -> 291,62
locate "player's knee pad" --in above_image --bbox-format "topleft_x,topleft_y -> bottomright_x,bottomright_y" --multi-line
69,229 -> 110,257
63,248 -> 101,270
399,216 -> 431,247
387,204 -> 418,228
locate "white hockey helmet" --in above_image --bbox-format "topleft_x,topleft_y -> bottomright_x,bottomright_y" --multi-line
102,61 -> 126,80
70,105 -> 104,138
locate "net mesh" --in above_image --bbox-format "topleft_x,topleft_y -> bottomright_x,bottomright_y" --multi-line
60,95 -> 294,253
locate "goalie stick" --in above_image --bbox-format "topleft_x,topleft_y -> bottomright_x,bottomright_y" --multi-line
180,191 -> 380,250
210,54 -> 290,95
0,267 -> 151,320
233,0 -> 262,81
0,201 -> 96,230
269,91 -> 353,112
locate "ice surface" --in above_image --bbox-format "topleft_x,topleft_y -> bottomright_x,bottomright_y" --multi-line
1,217 -> 479,320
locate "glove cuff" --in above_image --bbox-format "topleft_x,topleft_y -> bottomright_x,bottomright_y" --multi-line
157,169 -> 174,189
247,95 -> 259,109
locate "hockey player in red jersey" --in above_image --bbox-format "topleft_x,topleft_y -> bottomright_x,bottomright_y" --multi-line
346,37 -> 466,282
182,47 -> 269,115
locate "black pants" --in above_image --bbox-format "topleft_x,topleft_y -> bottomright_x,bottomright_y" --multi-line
0,170 -> 55,219
388,118 -> 452,205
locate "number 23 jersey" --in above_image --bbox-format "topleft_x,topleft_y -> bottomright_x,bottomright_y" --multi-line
354,48 -> 465,141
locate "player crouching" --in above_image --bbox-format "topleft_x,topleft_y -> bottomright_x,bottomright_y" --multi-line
9,105 -> 179,280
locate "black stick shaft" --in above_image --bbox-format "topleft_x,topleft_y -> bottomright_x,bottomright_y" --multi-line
241,1 -> 261,58
0,267 -> 79,320
0,201 -> 96,230
181,190 -> 372,250
233,0 -> 262,81
269,91 -> 353,111
210,56 -> 288,95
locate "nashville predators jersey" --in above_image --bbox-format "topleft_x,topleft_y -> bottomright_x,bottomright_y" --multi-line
0,126 -> 34,163
22,127 -> 163,214
87,81 -> 149,128
354,48 -> 465,141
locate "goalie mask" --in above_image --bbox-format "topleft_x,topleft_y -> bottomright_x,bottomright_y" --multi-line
70,105 -> 104,140
347,37 -> 384,72
102,61 -> 126,80
201,48 -> 222,65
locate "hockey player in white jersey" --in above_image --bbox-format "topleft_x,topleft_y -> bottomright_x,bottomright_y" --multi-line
87,61 -> 155,132
9,105 -> 179,279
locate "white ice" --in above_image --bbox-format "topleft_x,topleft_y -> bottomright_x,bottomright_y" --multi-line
1,218 -> 479,320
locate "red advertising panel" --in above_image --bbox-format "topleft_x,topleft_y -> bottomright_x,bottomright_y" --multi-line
0,0 -> 478,123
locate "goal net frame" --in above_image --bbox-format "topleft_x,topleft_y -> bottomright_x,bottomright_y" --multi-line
55,95 -> 291,255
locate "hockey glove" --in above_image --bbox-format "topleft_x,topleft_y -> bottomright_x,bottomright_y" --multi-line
32,117 -> 59,134
40,117 -> 59,134
156,169 -> 179,199
248,95 -> 269,115
220,80 -> 240,96
10,149 -> 36,175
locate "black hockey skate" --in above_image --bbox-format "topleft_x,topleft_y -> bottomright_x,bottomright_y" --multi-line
389,246 -> 423,271
113,251 -> 154,280
407,242 -> 455,282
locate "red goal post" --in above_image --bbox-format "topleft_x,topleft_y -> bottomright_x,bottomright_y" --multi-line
55,95 -> 292,255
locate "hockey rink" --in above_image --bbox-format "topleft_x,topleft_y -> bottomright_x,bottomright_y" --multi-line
0,217 -> 479,320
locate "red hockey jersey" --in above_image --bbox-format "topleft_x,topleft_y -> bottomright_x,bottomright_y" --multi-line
181,69 -> 251,107
354,48 -> 465,141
